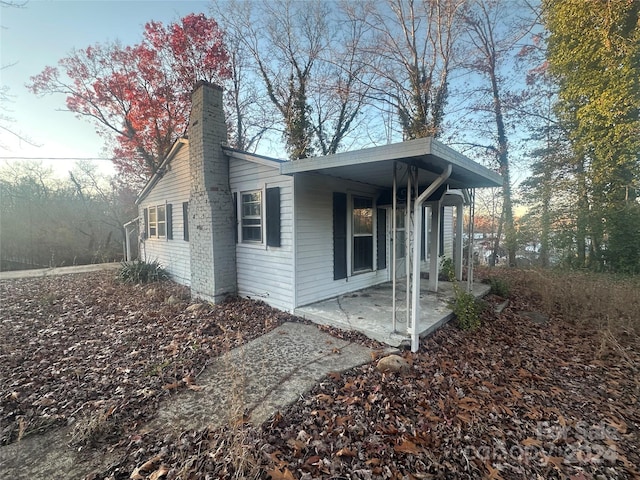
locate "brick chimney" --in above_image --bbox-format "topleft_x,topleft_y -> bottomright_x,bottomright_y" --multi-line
188,81 -> 237,302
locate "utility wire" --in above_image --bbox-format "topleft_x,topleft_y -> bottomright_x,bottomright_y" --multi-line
0,157 -> 112,161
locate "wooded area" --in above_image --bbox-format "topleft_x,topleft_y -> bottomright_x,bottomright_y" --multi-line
0,162 -> 136,270
2,0 -> 638,273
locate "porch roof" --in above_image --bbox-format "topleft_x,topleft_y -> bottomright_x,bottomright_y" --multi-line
279,137 -> 502,189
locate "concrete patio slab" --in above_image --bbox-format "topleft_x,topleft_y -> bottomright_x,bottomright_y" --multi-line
295,280 -> 490,347
146,321 -> 384,434
0,322 -> 385,480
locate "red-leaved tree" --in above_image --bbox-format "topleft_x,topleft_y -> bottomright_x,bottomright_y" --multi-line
29,14 -> 230,186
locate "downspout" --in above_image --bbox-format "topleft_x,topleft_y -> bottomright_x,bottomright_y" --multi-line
410,164 -> 452,352
405,168 -> 412,327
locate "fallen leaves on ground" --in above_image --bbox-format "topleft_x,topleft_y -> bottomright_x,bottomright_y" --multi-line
0,271 -> 290,446
97,281 -> 638,479
2,270 -> 639,480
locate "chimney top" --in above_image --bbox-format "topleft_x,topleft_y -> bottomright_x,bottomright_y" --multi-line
193,80 -> 223,93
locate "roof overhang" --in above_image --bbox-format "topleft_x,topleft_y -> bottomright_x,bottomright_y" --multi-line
222,146 -> 285,169
279,137 -> 502,190
136,138 -> 189,205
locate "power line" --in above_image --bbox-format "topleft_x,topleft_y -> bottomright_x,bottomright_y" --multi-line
0,156 -> 113,161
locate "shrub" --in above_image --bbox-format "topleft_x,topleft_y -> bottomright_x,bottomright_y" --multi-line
488,277 -> 510,298
439,256 -> 455,282
449,286 -> 485,330
117,259 -> 169,284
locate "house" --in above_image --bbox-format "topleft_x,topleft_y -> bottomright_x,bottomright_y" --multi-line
133,81 -> 502,351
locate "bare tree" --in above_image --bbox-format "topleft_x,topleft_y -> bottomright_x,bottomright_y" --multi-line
0,66 -> 39,149
309,6 -> 375,155
215,0 -> 372,159
0,161 -> 130,268
458,0 -> 536,266
225,37 -> 275,152
346,0 -> 466,141
215,0 -> 323,159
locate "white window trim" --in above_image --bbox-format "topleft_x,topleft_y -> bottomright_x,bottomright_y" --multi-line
148,205 -> 157,238
350,194 -> 375,275
240,188 -> 264,245
147,202 -> 167,240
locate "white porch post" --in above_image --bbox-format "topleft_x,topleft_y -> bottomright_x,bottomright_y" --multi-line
428,205 -> 441,292
410,165 -> 451,352
455,200 -> 464,281
405,169 -> 412,327
125,226 -> 131,261
392,162 -> 397,332
467,188 -> 476,293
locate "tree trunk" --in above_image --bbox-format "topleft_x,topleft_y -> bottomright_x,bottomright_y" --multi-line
489,68 -> 517,266
575,156 -> 588,267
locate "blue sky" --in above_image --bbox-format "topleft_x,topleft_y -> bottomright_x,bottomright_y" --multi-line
1,0 -> 211,177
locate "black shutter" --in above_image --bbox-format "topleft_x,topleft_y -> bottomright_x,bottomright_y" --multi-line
166,203 -> 173,240
143,208 -> 148,239
182,202 -> 189,241
233,192 -> 238,243
377,208 -> 386,270
266,187 -> 281,247
333,192 -> 347,280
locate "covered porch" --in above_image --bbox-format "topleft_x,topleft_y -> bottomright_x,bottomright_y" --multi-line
295,278 -> 490,348
282,137 -> 502,351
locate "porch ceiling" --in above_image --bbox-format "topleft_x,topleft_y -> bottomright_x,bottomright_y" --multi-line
279,137 -> 502,189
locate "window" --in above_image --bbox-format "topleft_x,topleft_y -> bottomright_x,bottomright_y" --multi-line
352,197 -> 373,272
241,190 -> 262,242
146,204 -> 167,239
157,205 -> 166,238
148,206 -> 157,237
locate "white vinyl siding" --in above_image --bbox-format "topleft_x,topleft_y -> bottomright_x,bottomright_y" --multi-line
230,157 -> 294,312
139,142 -> 191,286
442,206 -> 454,259
294,174 -> 388,307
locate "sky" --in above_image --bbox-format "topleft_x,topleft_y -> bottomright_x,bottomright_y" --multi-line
1,0 -> 211,178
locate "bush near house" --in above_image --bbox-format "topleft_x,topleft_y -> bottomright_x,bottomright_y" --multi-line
117,259 -> 169,284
